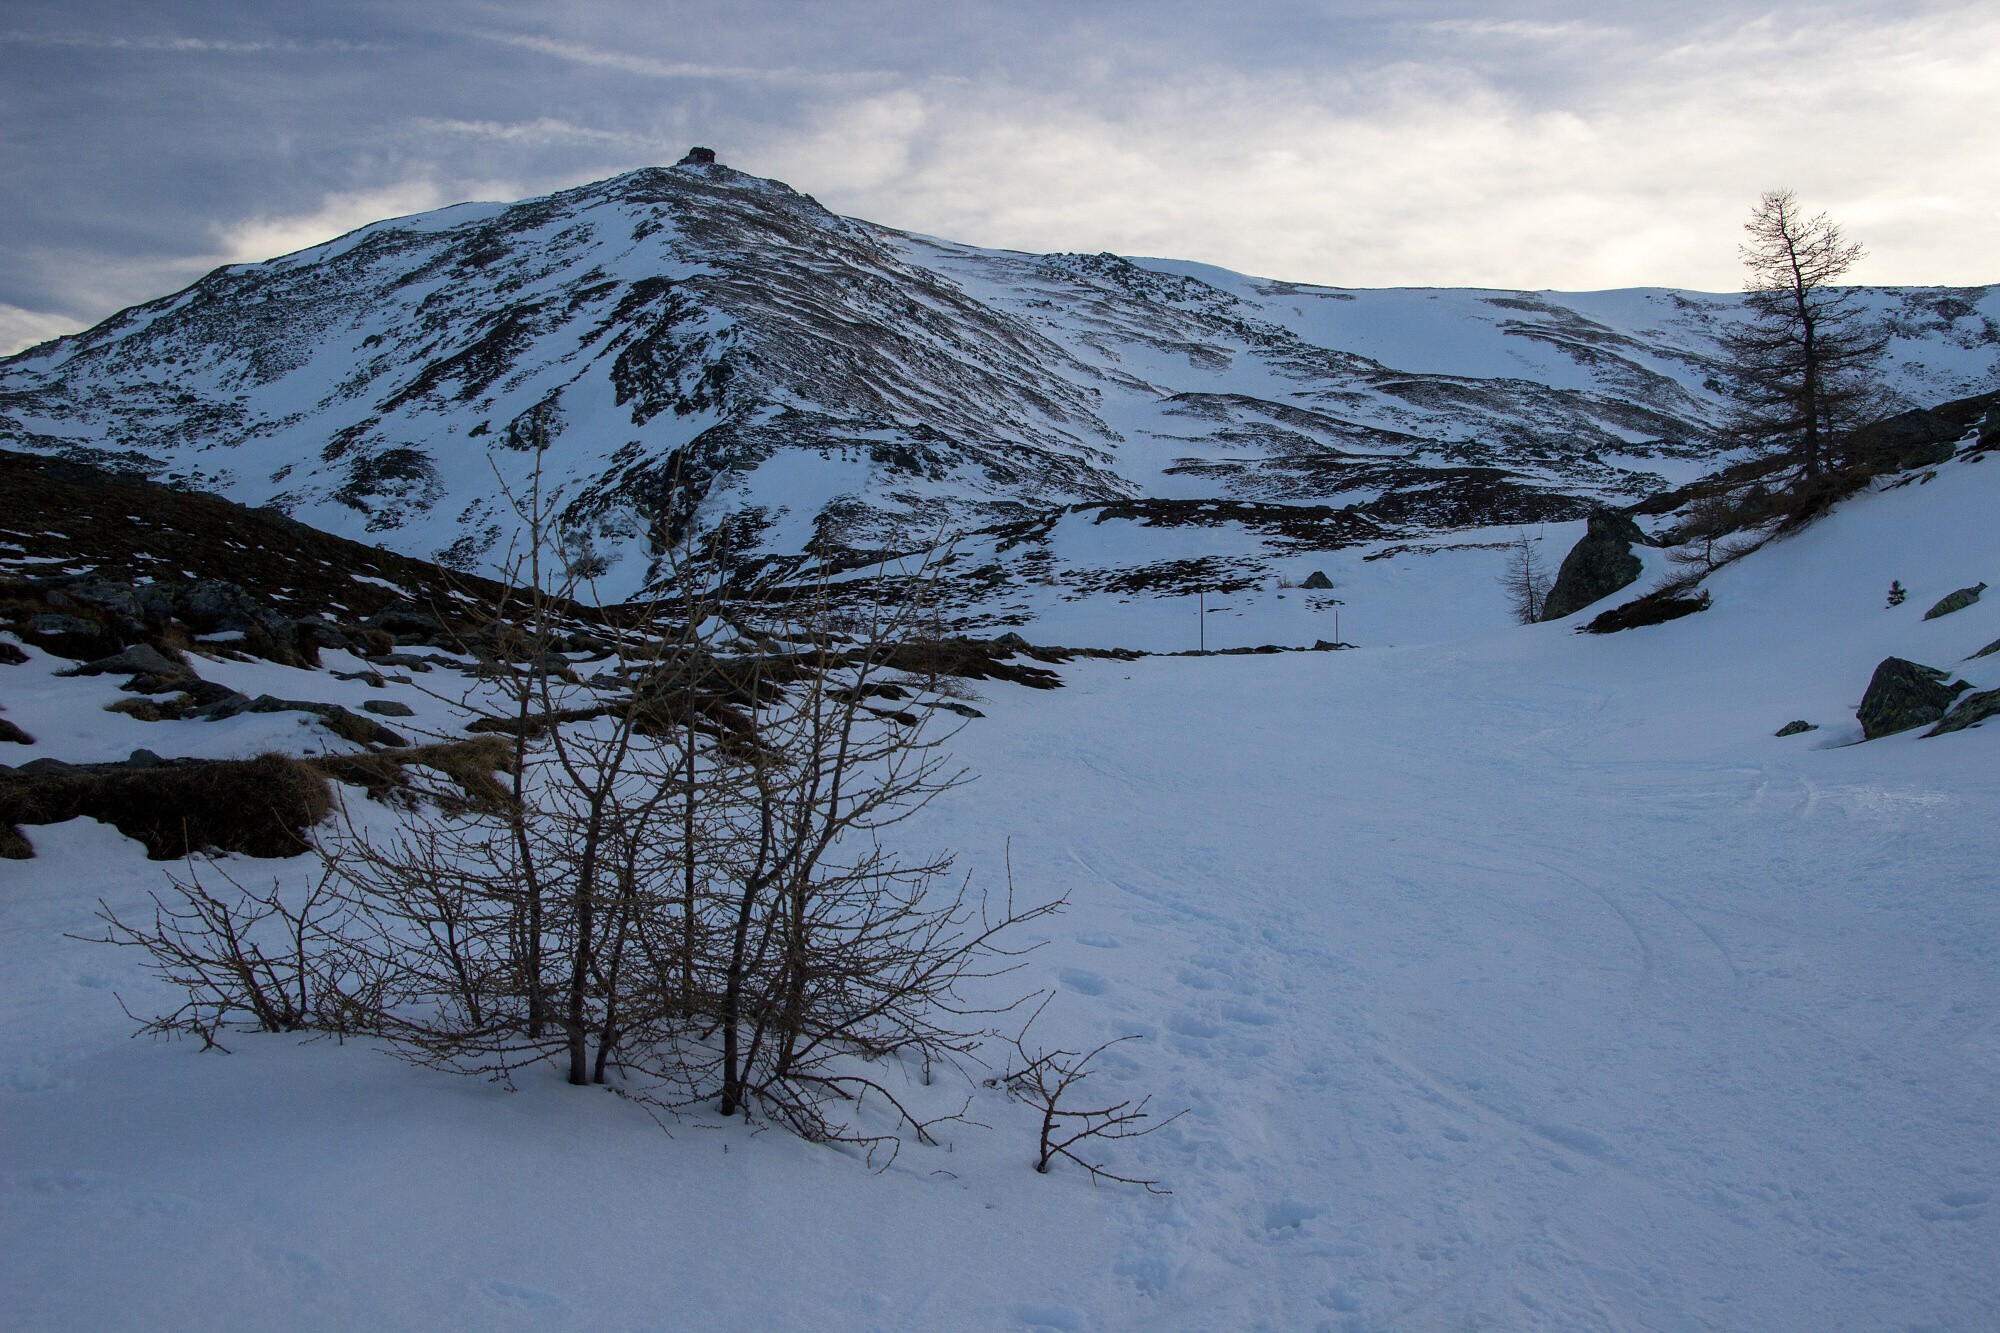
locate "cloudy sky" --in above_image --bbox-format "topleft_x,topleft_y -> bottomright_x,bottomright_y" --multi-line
4,0 -> 1996,353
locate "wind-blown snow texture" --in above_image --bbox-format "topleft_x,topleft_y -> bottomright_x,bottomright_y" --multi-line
2,156 -> 1995,608
5,446 -> 1998,1329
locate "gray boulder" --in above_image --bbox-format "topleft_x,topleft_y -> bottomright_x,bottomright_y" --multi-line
530,650 -> 578,681
175,579 -> 268,632
1922,582 -> 1986,620
227,696 -> 410,747
40,575 -> 177,632
31,614 -> 100,638
1842,407 -> 1962,472
365,602 -> 446,642
1774,720 -> 1817,736
360,699 -> 416,717
1300,570 -> 1334,590
178,679 -> 247,707
1928,689 -> 2000,737
59,643 -> 190,679
1540,511 -> 1648,621
1857,657 -> 1971,739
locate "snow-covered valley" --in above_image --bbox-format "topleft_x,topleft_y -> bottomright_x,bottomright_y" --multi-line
4,436 -> 1997,1329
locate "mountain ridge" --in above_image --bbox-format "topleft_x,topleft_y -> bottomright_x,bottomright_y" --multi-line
2,153 -> 1995,614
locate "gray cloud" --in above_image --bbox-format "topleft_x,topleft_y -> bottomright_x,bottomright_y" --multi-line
4,0 -> 1995,353
474,32 -> 892,89
0,30 -> 387,52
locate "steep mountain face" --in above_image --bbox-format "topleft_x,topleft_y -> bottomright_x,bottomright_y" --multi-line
2,152 -> 1996,608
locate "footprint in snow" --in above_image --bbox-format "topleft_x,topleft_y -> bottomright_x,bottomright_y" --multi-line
129,1193 -> 195,1219
254,1245 -> 325,1279
1166,1013 -> 1224,1040
8,1061 -> 70,1094
1262,1199 -> 1322,1233
1322,1283 -> 1365,1314
479,1280 -> 568,1311
14,1169 -> 112,1197
1114,1247 -> 1176,1294
1057,967 -> 1108,995
1915,1188 -> 1990,1221
1532,1122 -> 1611,1159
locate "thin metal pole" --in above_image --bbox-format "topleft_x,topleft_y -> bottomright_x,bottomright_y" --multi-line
1198,588 -> 1205,653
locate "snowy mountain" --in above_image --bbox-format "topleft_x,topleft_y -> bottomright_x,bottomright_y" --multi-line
3,150 -> 1995,613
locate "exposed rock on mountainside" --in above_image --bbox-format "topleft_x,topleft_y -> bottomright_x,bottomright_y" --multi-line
1541,510 -> 1649,620
1581,588 -> 1709,635
1844,407 -> 1964,472
1858,657 -> 1970,739
1924,582 -> 1986,620
0,447 -> 1129,855
1931,688 -> 2000,736
5,151 -> 1995,615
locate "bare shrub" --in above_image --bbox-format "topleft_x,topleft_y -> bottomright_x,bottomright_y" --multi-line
996,1003 -> 1183,1192
83,860 -> 382,1049
1498,531 -> 1551,624
94,464 -> 1062,1157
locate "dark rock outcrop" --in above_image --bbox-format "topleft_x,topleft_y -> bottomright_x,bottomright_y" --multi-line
1300,570 -> 1334,589
0,751 -> 332,860
1540,511 -> 1648,620
1929,688 -> 2000,736
1842,407 -> 1963,472
1774,720 -> 1817,736
1581,589 -> 1708,635
364,602 -> 447,642
58,642 -> 189,679
1857,657 -> 1971,739
197,693 -> 410,747
1922,582 -> 1986,620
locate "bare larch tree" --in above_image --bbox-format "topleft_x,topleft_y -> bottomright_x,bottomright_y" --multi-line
1722,189 -> 1888,480
1499,531 -> 1551,625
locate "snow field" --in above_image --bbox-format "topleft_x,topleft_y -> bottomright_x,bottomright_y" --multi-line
3,454 -> 1998,1329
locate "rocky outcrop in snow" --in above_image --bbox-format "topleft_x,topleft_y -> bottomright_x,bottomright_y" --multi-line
1540,510 -> 1649,620
1858,657 -> 1971,739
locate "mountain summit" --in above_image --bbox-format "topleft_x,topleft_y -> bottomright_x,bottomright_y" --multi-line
2,154 -> 1994,602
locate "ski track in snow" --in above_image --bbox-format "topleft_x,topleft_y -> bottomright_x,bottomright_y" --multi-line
3,453 -> 1999,1329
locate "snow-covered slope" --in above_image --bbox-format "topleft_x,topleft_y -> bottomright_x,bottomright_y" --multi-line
4,441 -> 1998,1329
2,152 -> 1994,606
